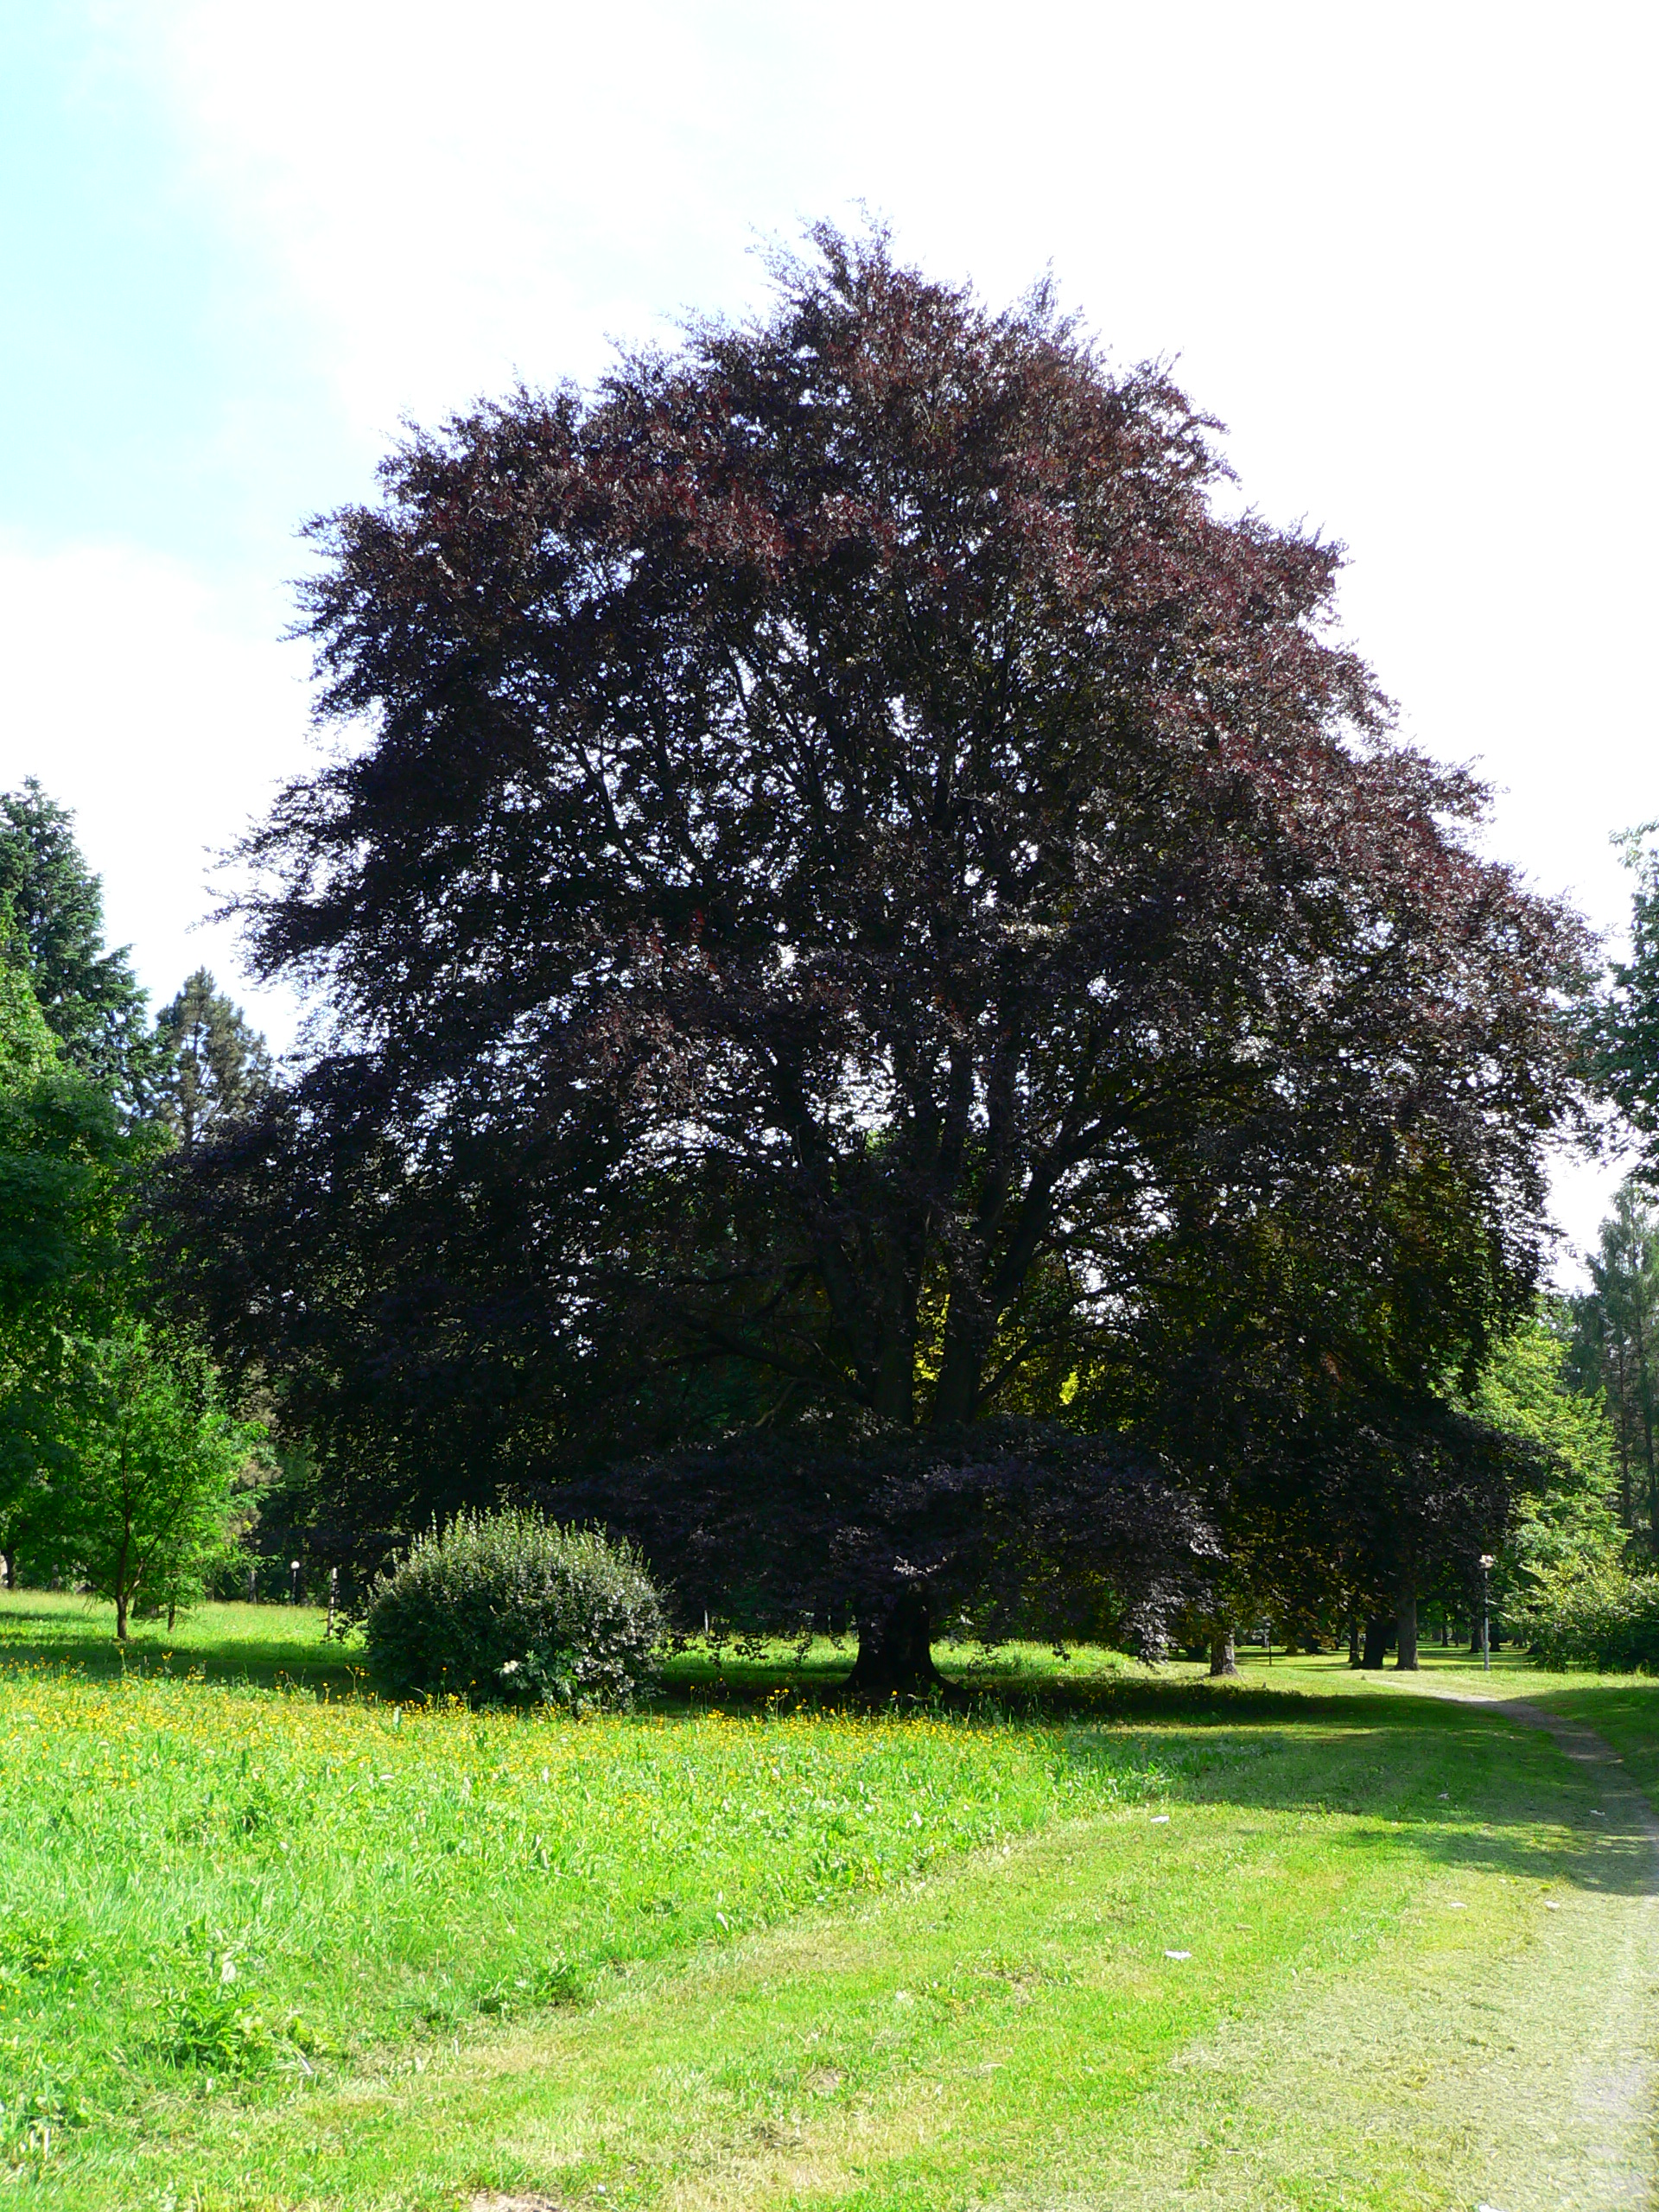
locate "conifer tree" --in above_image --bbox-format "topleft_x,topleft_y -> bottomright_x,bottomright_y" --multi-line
0,781 -> 155,1110
153,969 -> 271,1151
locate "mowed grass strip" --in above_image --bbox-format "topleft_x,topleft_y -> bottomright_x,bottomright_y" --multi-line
13,1658 -> 1636,2210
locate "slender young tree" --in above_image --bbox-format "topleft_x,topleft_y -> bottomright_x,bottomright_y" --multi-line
45,1325 -> 253,1638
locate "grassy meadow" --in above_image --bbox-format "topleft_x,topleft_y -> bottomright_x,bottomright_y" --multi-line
1,1594 -> 1656,2209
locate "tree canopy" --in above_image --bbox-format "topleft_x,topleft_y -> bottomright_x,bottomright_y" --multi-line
153,969 -> 272,1152
163,229 -> 1591,1661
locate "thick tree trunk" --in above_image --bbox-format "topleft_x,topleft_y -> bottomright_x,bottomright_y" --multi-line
1395,1577 -> 1418,1670
845,1583 -> 946,1698
1209,1629 -> 1237,1677
1362,1616 -> 1390,1669
115,1590 -> 129,1641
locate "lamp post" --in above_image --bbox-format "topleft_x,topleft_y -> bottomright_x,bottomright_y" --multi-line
1478,1554 -> 1496,1672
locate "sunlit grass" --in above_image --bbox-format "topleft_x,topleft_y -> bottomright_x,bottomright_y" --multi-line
5,1602 -> 1659,2207
0,1643 -> 1173,2176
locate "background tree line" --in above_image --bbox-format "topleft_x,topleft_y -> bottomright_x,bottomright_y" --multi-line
0,782 -> 271,1630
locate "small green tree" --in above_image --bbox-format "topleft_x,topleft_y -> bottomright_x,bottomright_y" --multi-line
51,1325 -> 257,1637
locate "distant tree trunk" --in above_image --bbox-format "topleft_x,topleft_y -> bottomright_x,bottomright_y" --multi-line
1209,1627 -> 1237,1676
1395,1567 -> 1418,1670
845,1582 -> 945,1697
1348,1614 -> 1361,1668
0,1552 -> 10,1591
1362,1616 -> 1390,1668
115,1587 -> 130,1641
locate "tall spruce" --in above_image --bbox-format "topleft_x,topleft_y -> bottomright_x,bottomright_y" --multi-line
0,782 -> 155,1110
153,969 -> 271,1151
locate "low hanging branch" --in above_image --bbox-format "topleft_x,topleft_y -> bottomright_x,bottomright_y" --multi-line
539,1419 -> 1219,1693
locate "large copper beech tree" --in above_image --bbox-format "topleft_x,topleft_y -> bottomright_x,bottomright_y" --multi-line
173,231 -> 1587,1676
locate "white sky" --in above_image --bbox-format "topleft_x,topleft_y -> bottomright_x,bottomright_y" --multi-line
1,0 -> 1653,1273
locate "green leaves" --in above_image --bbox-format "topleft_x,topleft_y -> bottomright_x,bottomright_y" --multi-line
364,1508 -> 665,1709
40,1322 -> 261,1633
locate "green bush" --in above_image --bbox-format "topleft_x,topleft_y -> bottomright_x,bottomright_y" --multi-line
1513,1561 -> 1659,1672
364,1509 -> 665,1709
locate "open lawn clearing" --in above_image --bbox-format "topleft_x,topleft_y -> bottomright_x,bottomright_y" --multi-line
3,1644 -> 1651,2208
0,1593 -> 360,1694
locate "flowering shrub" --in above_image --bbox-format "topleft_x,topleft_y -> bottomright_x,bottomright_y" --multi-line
364,1509 -> 665,1709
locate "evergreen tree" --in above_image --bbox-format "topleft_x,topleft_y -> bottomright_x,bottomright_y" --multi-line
0,906 -> 60,1091
153,969 -> 271,1150
0,781 -> 155,1109
0,937 -> 136,1574
1571,1183 -> 1659,1544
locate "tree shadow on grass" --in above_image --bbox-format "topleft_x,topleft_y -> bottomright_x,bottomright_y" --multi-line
1059,1694 -> 1659,1903
0,1595 -> 361,1694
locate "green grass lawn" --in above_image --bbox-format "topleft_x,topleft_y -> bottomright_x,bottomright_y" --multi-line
2,1596 -> 1656,2209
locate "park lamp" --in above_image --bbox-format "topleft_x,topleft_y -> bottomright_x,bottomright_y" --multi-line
1478,1553 -> 1497,1672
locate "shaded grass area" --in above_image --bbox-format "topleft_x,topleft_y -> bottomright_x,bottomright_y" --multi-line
0,1592 -> 1139,1707
0,1592 -> 361,1694
3,1608 -> 1656,2207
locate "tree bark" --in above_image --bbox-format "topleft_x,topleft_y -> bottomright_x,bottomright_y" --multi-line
1395,1575 -> 1418,1670
845,1583 -> 946,1698
1362,1616 -> 1390,1668
1209,1628 -> 1237,1677
1348,1614 -> 1361,1668
115,1589 -> 129,1641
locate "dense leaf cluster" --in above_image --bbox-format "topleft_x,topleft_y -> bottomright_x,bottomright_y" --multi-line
147,230 -> 1593,1669
539,1418 -> 1216,1667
